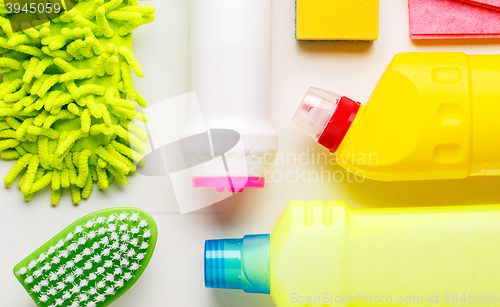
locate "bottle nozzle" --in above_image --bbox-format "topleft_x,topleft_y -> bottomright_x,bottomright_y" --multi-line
293,87 -> 361,153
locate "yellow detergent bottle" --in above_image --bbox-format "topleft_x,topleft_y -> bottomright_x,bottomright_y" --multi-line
293,52 -> 500,181
205,200 -> 500,306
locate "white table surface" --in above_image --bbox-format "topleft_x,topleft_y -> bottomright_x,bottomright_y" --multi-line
2,0 -> 500,306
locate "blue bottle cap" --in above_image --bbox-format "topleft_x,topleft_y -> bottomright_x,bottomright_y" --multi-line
205,234 -> 270,294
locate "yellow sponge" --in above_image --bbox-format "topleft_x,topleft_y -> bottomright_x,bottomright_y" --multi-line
296,0 -> 379,41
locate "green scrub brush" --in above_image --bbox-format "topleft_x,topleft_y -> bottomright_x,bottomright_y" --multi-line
14,207 -> 157,307
0,0 -> 154,205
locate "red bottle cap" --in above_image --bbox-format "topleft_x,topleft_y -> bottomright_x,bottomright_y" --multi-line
317,96 -> 360,152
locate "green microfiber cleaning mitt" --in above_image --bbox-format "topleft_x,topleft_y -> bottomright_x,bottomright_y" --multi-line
0,0 -> 154,205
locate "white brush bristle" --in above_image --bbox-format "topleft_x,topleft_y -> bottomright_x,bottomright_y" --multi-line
16,211 -> 154,307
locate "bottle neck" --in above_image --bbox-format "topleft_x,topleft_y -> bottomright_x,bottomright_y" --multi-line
205,234 -> 271,294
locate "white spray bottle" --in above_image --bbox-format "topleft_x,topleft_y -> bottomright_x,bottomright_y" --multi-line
186,0 -> 278,192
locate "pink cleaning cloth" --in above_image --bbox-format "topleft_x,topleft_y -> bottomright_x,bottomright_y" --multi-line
409,0 -> 500,39
457,0 -> 500,10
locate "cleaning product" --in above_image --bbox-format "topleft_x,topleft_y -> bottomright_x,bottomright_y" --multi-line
294,52 -> 500,181
296,0 -> 379,41
409,0 -> 500,39
205,200 -> 500,307
14,207 -> 157,307
187,0 -> 278,193
0,0 -> 154,205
